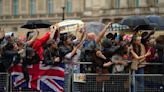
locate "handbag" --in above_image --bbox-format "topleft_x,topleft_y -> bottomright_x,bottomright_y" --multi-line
131,59 -> 139,70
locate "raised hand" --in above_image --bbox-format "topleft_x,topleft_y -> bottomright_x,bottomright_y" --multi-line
54,57 -> 60,62
96,22 -> 112,43
146,49 -> 151,56
50,24 -> 59,39
104,22 -> 112,29
50,24 -> 57,33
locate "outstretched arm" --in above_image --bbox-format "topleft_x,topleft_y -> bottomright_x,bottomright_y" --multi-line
130,49 -> 151,60
79,27 -> 86,42
96,22 -> 112,43
66,33 -> 85,58
26,30 -> 39,46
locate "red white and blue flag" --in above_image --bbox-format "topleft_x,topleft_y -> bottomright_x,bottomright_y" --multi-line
10,61 -> 64,92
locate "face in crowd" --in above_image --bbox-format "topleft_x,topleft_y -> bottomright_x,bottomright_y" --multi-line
87,32 -> 96,41
134,37 -> 141,45
65,37 -> 72,45
51,41 -> 58,49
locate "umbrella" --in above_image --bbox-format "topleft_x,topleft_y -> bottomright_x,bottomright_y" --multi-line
133,24 -> 158,31
109,23 -> 129,31
21,20 -> 52,29
119,16 -> 157,31
85,22 -> 105,34
146,15 -> 164,30
58,20 -> 84,33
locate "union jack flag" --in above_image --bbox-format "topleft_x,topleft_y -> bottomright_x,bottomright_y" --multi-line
10,61 -> 64,92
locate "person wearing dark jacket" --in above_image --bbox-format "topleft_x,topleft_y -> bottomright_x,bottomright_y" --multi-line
0,42 -> 22,72
81,23 -> 113,73
155,35 -> 164,74
43,39 -> 60,65
22,47 -> 40,82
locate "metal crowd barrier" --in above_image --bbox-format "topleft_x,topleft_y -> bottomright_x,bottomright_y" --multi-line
0,73 -> 9,92
0,62 -> 162,92
72,73 -> 130,92
71,73 -> 164,92
76,62 -> 163,65
133,74 -> 163,92
68,62 -> 163,92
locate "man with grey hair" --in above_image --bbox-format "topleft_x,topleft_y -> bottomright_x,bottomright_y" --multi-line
81,22 -> 113,73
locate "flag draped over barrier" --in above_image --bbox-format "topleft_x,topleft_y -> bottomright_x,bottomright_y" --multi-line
10,61 -> 64,92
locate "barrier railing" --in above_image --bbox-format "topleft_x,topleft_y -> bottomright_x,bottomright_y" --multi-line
72,73 -> 130,92
0,62 -> 162,92
0,73 -> 9,92
69,62 -> 163,92
71,73 -> 163,92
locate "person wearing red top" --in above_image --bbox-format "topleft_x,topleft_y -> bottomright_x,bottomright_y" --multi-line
27,24 -> 59,60
31,32 -> 50,60
145,46 -> 156,62
145,38 -> 159,74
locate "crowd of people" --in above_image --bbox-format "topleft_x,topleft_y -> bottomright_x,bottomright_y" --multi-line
0,22 -> 164,83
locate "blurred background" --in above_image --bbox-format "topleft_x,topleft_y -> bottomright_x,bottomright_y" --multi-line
0,0 -> 164,36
